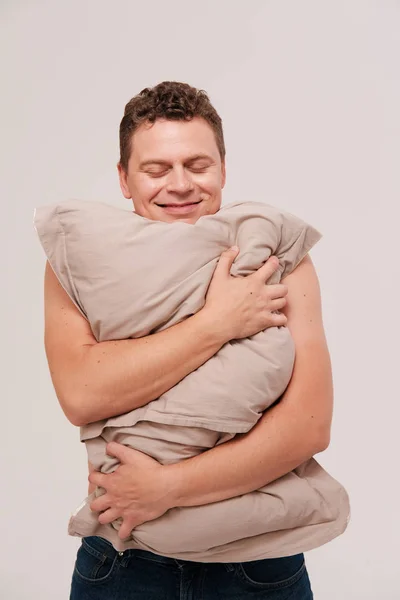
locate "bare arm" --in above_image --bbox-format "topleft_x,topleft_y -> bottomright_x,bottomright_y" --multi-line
89,254 -> 333,536
45,263 -> 224,426
44,249 -> 286,426
167,254 -> 333,507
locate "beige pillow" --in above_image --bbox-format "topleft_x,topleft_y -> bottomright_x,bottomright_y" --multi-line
34,199 -> 350,561
34,199 -> 321,435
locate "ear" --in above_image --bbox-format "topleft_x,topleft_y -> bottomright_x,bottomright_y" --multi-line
221,160 -> 227,189
117,163 -> 132,199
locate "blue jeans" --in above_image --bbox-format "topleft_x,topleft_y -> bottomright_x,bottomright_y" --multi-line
70,536 -> 313,599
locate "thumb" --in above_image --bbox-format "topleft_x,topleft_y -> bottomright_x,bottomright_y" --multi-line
214,246 -> 240,279
106,441 -> 140,464
253,254 -> 280,282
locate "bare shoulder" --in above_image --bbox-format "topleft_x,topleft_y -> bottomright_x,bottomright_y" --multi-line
281,254 -> 325,343
280,258 -> 333,446
44,261 -> 96,358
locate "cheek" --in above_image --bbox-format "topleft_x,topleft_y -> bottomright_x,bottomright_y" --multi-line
133,177 -> 162,201
147,181 -> 163,197
198,174 -> 222,195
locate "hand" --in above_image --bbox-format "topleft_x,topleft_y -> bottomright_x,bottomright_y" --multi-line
202,247 -> 288,342
88,442 -> 174,540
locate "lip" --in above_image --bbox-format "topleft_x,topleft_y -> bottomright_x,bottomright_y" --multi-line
156,200 -> 202,214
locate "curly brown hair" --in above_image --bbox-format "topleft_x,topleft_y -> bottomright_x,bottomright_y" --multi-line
119,81 -> 225,172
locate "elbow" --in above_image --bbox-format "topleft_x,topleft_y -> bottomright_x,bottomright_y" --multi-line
311,426 -> 331,455
295,415 -> 331,457
66,410 -> 88,428
62,403 -> 88,427
58,391 -> 94,427
314,435 -> 330,455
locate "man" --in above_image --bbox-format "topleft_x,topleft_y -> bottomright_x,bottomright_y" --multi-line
45,81 -> 332,598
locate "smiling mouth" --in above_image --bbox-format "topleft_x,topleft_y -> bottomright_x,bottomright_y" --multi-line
156,200 -> 202,207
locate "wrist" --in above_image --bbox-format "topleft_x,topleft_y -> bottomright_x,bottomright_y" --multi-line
163,462 -> 186,509
195,306 -> 231,348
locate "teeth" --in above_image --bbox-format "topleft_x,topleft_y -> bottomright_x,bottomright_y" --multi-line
158,202 -> 199,208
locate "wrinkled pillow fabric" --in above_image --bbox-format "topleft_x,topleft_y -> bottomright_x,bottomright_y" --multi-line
34,199 -> 350,562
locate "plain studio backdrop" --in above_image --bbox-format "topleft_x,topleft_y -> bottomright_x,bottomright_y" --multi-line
1,1 -> 399,598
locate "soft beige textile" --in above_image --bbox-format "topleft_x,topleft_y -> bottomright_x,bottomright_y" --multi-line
34,199 -> 350,562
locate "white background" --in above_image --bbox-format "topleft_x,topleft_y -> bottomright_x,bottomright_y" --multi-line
1,1 -> 399,598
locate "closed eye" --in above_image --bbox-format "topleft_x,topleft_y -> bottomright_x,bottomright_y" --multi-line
146,170 -> 169,178
146,166 -> 208,177
189,166 -> 208,172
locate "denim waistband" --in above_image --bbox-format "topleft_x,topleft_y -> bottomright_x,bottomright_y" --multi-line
83,535 -> 303,570
83,536 -> 193,567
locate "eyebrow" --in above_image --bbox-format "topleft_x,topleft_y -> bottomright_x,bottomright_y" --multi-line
139,154 -> 214,169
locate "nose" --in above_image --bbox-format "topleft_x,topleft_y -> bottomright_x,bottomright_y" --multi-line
165,167 -> 194,194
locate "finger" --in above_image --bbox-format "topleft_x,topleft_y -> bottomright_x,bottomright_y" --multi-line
213,246 -> 240,280
268,297 -> 287,311
271,312 -> 288,327
267,283 -> 288,300
88,471 -> 108,488
253,256 -> 280,282
119,518 -> 136,540
98,508 -> 121,525
106,441 -> 137,464
106,442 -> 152,468
90,493 -> 112,513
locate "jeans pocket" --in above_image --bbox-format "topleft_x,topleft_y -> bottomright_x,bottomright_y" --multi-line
235,553 -> 306,590
73,536 -> 119,584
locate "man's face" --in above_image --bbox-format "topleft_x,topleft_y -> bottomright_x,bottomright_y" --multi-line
118,117 -> 226,224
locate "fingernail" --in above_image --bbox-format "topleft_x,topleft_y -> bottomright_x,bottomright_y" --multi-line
231,245 -> 239,252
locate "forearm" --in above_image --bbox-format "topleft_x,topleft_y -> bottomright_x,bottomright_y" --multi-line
45,253 -> 285,429
87,255 -> 334,529
61,309 -> 226,426
167,405 -> 321,508
166,337 -> 332,508
87,348 -> 332,533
